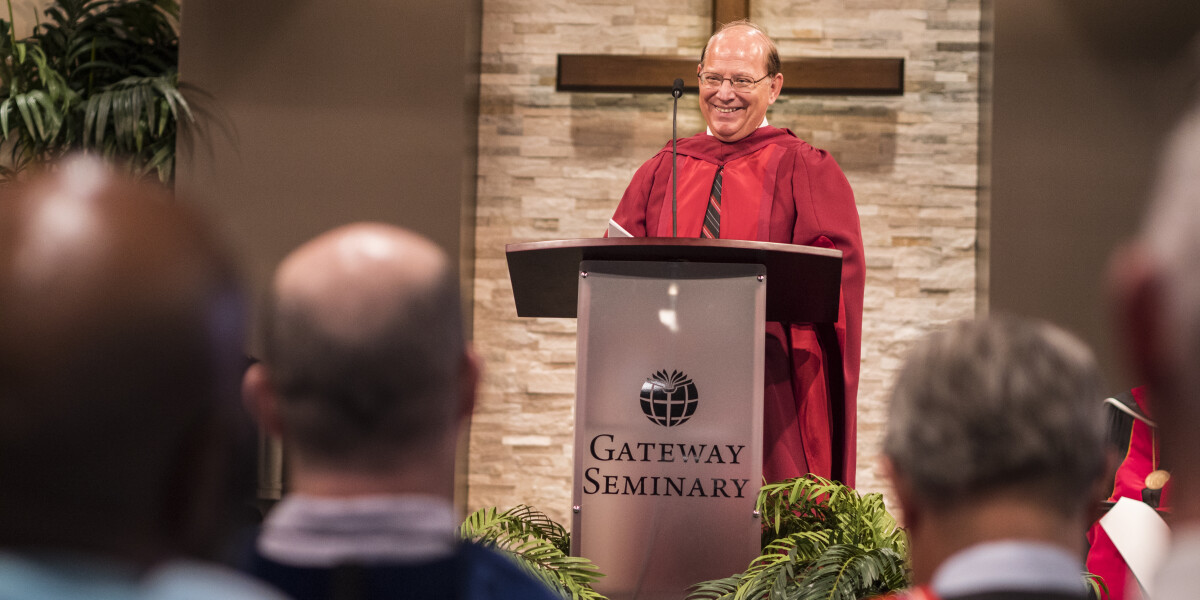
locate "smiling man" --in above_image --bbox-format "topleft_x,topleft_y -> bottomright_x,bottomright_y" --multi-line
608,20 -> 865,486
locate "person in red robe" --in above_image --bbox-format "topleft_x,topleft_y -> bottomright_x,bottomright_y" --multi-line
608,20 -> 865,485
1085,386 -> 1171,600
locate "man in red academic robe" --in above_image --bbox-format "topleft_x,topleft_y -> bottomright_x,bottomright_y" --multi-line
608,20 -> 865,485
1085,386 -> 1171,600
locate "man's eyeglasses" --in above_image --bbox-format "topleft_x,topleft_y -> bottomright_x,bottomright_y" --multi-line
698,72 -> 770,90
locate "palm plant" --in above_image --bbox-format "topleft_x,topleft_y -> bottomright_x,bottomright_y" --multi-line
460,504 -> 607,600
688,476 -> 910,600
0,0 -> 190,182
461,479 -> 908,600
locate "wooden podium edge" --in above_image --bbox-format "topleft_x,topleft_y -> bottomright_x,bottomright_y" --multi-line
505,237 -> 843,323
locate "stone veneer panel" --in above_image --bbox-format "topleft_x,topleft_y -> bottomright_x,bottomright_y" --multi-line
469,0 -> 980,525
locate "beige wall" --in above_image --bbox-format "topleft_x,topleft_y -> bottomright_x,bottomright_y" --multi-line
175,1 -> 482,498
177,1 -> 481,304
986,1 -> 1200,391
8,0 -> 48,36
468,0 -> 982,523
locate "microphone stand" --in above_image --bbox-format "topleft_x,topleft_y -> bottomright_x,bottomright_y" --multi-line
671,78 -> 683,238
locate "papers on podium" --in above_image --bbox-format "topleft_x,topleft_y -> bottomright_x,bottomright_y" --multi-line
607,219 -> 633,238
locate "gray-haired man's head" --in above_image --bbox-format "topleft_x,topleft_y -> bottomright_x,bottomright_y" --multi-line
883,315 -> 1106,517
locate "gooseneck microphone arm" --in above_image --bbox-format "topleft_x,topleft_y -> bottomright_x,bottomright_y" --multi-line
671,78 -> 684,238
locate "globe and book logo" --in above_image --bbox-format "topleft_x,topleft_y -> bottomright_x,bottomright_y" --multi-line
580,371 -> 749,499
639,369 -> 699,427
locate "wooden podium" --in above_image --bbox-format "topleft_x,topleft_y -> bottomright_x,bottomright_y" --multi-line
506,238 -> 844,600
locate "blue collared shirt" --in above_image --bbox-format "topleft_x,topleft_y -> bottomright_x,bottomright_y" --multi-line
931,541 -> 1088,598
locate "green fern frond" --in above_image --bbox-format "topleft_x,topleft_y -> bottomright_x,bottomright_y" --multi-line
1084,571 -> 1108,600
797,545 -> 907,600
691,476 -> 910,600
0,0 -> 186,182
688,575 -> 740,600
461,505 -> 606,600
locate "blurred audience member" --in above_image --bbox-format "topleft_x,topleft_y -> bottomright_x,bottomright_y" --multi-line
0,157 -> 283,598
241,223 -> 558,600
883,316 -> 1106,600
1109,97 -> 1200,599
1084,386 -> 1170,600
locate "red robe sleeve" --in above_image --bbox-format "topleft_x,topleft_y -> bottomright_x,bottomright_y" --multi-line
610,153 -> 667,237
785,143 -> 865,486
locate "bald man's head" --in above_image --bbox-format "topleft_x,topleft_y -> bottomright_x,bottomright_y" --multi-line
261,223 -> 467,471
0,157 -> 248,561
700,20 -> 780,77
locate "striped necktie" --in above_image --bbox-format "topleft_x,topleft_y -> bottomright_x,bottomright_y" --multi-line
700,166 -> 723,239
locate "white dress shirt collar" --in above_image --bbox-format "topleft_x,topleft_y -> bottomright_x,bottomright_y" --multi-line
705,116 -> 769,137
257,494 -> 459,568
931,540 -> 1087,598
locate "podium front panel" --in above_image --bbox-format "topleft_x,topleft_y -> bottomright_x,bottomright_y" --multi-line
572,260 -> 765,600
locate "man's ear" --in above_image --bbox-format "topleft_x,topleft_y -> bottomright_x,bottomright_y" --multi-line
1108,243 -> 1165,390
882,456 -> 919,532
767,72 -> 784,104
242,362 -> 284,438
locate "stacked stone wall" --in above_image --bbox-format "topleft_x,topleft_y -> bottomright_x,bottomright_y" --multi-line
470,0 -> 981,525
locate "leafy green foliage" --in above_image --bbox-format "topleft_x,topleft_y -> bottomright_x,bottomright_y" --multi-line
465,480 -> 1102,600
688,476 -> 910,600
0,0 -> 190,182
460,480 -> 909,600
460,504 -> 607,600
1085,571 -> 1108,600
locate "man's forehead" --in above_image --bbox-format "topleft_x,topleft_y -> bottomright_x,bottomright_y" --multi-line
703,27 -> 769,68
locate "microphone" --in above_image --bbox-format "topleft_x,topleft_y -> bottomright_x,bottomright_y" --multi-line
671,78 -> 683,237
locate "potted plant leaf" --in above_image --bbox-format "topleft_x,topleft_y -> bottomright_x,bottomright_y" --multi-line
688,476 -> 910,600
462,477 -> 909,600
461,504 -> 607,600
0,0 -> 191,182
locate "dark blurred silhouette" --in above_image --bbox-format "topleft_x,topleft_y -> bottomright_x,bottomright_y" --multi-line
1109,95 -> 1200,599
0,156 -> 281,598
241,223 -> 559,600
883,315 -> 1106,600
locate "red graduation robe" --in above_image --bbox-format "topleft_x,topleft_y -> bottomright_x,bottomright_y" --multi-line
1085,386 -> 1170,600
609,126 -> 865,485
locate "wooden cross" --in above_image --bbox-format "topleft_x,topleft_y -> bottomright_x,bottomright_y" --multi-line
557,0 -> 904,95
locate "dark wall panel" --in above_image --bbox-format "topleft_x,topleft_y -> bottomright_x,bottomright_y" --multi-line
987,1 -> 1199,391
176,0 -> 481,346
175,0 -> 481,501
